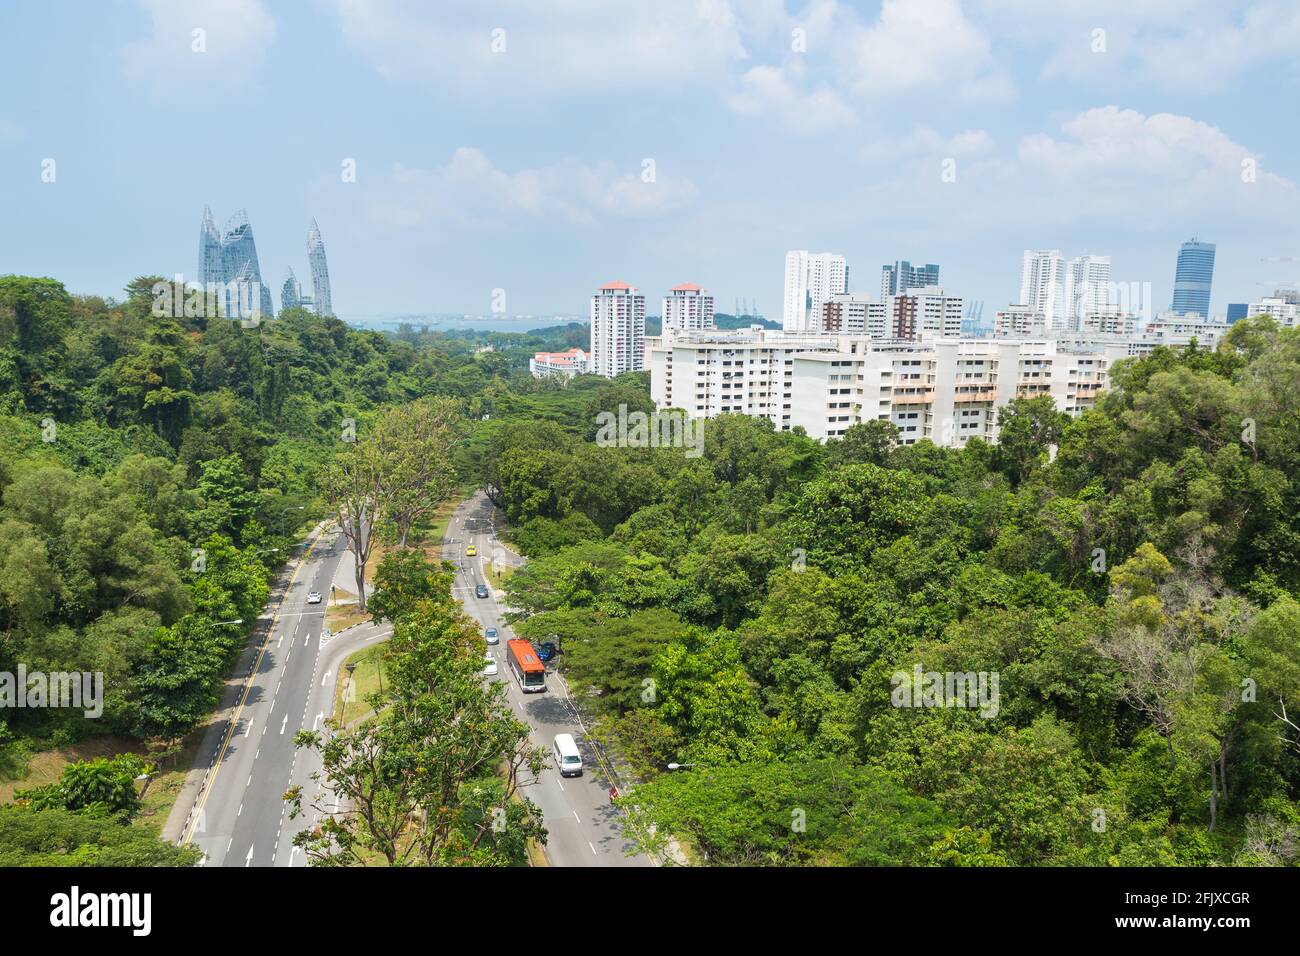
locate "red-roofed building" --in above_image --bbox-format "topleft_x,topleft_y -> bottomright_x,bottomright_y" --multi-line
663,283 -> 715,333
530,347 -> 590,379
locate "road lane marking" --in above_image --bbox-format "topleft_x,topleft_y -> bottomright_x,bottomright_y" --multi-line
181,527 -> 330,844
573,810 -> 581,824
589,841 -> 597,856
280,714 -> 288,735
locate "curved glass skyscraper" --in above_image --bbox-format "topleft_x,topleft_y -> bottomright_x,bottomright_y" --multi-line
307,219 -> 333,317
198,206 -> 274,321
1171,238 -> 1215,317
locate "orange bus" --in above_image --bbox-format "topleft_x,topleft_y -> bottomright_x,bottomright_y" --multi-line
505,639 -> 546,693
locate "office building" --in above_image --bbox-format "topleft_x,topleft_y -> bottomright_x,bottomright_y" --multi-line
1170,239 -> 1216,316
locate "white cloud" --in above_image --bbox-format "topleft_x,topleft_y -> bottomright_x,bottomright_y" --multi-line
842,0 -> 1014,101
977,0 -> 1300,92
726,62 -> 857,132
332,0 -> 748,93
367,147 -> 698,230
1018,106 -> 1292,196
121,0 -> 275,94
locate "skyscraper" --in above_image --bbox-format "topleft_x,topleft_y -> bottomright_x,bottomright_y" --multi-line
881,260 -> 940,299
198,206 -> 275,321
1171,238 -> 1216,316
307,218 -> 333,317
1064,255 -> 1111,331
1019,250 -> 1066,331
281,268 -> 302,312
783,251 -> 847,332
590,281 -> 646,378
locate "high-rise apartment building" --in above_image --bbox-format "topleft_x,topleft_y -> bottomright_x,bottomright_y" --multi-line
590,281 -> 646,377
1170,239 -> 1215,316
881,260 -> 940,299
280,269 -> 302,312
198,207 -> 275,321
783,251 -> 847,332
1019,250 -> 1066,331
307,218 -> 333,317
1064,255 -> 1111,330
662,284 -> 715,332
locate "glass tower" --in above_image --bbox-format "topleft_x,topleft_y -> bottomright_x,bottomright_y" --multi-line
1171,239 -> 1215,316
307,219 -> 333,317
198,207 -> 274,321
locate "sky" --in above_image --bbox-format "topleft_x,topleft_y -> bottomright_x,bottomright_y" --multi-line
2,0 -> 1299,323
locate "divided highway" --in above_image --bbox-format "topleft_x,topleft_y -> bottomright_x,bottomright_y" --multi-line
173,492 -> 648,867
174,528 -> 390,867
447,492 -> 650,867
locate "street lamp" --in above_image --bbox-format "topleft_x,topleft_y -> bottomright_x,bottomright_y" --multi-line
667,762 -> 695,771
215,619 -> 243,626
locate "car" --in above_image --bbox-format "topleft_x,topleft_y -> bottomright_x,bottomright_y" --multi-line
306,591 -> 322,605
475,584 -> 489,599
465,544 -> 477,557
482,652 -> 498,677
535,641 -> 558,662
484,627 -> 499,645
553,733 -> 583,777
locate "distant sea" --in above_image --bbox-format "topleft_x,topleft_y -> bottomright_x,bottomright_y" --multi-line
342,313 -> 582,334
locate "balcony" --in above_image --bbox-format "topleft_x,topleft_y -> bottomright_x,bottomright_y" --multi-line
953,386 -> 997,402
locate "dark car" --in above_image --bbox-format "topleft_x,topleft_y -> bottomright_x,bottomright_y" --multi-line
475,584 -> 489,599
535,641 -> 559,662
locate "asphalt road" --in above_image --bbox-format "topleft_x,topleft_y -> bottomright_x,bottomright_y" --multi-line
182,529 -> 391,867
446,491 -> 650,867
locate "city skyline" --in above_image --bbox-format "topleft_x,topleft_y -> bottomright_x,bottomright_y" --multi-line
3,1 -> 1298,320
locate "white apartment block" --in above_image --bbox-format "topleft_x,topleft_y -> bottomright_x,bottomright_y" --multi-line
662,283 -> 715,332
1143,311 -> 1229,347
1064,255 -> 1112,330
590,280 -> 646,378
1080,305 -> 1136,336
891,286 -> 964,339
1248,296 -> 1300,327
994,304 -> 1047,337
647,327 -> 842,429
1019,250 -> 1067,331
783,251 -> 848,332
820,293 -> 888,336
649,329 -> 1120,447
530,347 -> 589,379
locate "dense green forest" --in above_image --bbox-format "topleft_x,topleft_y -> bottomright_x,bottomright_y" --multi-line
0,273 -> 580,860
484,318 -> 1300,866
4,270 -> 1299,866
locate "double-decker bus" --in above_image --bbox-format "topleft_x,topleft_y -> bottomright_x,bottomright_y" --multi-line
505,639 -> 546,693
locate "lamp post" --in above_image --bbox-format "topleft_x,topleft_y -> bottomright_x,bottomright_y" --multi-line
666,762 -> 695,771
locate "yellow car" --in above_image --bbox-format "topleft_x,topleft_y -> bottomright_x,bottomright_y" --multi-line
466,544 -> 477,556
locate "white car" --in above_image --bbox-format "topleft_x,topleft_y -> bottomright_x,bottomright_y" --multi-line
483,652 -> 498,677
307,591 -> 322,604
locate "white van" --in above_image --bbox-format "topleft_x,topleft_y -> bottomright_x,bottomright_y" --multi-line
552,733 -> 583,777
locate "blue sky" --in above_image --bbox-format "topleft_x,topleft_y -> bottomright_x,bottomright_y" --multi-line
2,0 -> 1298,321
